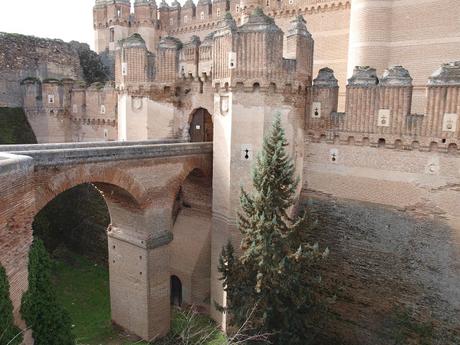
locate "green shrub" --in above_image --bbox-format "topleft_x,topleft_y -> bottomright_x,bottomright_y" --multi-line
20,239 -> 75,345
0,265 -> 22,345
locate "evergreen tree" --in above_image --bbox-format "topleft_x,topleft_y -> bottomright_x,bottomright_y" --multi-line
219,115 -> 328,344
20,239 -> 75,345
0,265 -> 22,345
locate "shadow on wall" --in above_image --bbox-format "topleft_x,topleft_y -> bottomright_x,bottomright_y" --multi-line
301,193 -> 460,345
0,107 -> 37,144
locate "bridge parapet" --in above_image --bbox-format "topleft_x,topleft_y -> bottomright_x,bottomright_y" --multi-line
0,141 -> 213,167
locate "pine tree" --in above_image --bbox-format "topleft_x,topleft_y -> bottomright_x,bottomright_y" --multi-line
219,114 -> 328,344
0,265 -> 22,345
20,239 -> 75,345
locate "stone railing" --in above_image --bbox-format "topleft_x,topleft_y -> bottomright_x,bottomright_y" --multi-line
0,140 -> 213,167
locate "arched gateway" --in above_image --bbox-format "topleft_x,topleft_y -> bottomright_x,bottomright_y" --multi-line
0,140 -> 212,342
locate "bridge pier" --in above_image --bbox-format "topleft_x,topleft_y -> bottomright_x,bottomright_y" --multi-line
102,185 -> 173,341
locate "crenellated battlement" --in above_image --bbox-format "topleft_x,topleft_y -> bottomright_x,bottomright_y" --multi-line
307,62 -> 460,154
115,10 -> 313,91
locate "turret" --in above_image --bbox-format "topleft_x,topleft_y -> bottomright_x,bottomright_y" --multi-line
239,0 -> 263,22
116,34 -> 155,87
169,0 -> 182,27
212,12 -> 237,83
134,0 -> 159,52
106,0 -> 131,52
94,0 -> 109,53
212,0 -> 227,20
196,0 -> 212,22
309,68 -> 339,133
347,0 -> 391,77
286,15 -> 314,82
424,61 -> 460,140
179,36 -> 200,79
343,66 -> 379,134
158,0 -> 171,30
156,36 -> 182,83
181,0 -> 196,25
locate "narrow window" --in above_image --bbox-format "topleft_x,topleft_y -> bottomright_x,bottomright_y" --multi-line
48,95 -> 54,104
100,105 -> 106,114
200,11 -> 204,20
110,28 -> 115,42
216,8 -> 221,17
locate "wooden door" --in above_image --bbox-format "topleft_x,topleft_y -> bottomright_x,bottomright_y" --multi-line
189,108 -> 213,142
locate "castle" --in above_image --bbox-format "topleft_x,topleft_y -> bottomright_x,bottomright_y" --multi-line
0,0 -> 460,344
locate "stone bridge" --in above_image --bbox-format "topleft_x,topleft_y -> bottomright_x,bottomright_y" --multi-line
0,139 -> 213,341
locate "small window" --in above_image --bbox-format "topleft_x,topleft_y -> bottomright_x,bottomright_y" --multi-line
170,18 -> 173,25
72,104 -> 78,114
48,95 -> 55,104
200,11 -> 204,20
288,0 -> 294,4
117,8 -> 121,17
122,62 -> 128,76
236,5 -> 240,12
104,129 -> 109,139
184,15 -> 188,24
100,105 -> 106,114
110,28 -> 115,43
266,0 -> 270,6
216,8 -> 221,17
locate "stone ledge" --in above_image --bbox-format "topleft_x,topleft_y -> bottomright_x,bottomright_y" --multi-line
0,141 -> 213,167
0,153 -> 34,175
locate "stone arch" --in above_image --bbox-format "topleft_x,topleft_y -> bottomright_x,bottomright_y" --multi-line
169,166 -> 212,309
34,166 -> 145,216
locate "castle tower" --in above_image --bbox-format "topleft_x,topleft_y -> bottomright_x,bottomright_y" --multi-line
308,68 -> 339,135
156,36 -> 182,83
115,33 -> 153,87
196,0 -> 212,22
133,0 -> 159,52
239,0 -> 263,22
211,0 -> 228,20
106,0 -> 131,52
158,0 -> 171,30
181,0 -> 196,25
94,0 -> 109,53
347,0 -> 392,77
169,0 -> 182,27
210,9 -> 310,325
378,66 -> 413,138
423,62 -> 460,141
343,66 -> 379,135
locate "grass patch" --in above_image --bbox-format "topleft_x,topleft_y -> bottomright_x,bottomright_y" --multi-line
0,107 -> 37,144
51,250 -> 225,345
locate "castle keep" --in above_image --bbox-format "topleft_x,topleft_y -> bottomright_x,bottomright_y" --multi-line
0,0 -> 459,344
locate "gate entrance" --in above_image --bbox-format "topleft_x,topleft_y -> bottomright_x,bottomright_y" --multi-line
189,108 -> 213,142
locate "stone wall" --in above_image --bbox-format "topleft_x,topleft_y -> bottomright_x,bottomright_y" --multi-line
303,141 -> 460,344
0,33 -> 83,107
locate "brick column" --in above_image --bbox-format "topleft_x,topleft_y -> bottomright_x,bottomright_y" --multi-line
101,186 -> 172,341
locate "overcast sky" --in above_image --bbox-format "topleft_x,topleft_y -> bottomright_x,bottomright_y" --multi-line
0,0 -> 100,50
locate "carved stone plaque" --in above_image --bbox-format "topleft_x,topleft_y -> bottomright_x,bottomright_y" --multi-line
228,52 -> 236,69
442,113 -> 458,132
377,109 -> 390,127
220,96 -> 229,115
311,102 -> 321,118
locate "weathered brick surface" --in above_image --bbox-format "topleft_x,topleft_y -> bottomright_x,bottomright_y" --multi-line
0,143 -> 213,343
303,142 -> 460,344
0,33 -> 82,107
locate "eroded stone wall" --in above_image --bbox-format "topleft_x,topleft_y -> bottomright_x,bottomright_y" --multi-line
0,33 -> 82,107
303,141 -> 460,344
